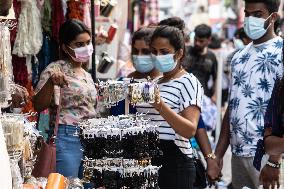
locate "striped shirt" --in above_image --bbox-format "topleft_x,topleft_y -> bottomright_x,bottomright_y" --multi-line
136,73 -> 203,157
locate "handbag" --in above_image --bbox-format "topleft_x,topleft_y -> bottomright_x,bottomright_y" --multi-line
32,88 -> 62,178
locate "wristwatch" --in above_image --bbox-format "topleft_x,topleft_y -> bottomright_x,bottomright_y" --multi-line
266,160 -> 281,169
205,153 -> 217,160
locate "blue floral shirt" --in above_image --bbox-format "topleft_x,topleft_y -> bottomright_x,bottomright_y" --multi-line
229,36 -> 283,157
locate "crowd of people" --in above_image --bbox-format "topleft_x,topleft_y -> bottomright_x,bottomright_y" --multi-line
2,0 -> 284,189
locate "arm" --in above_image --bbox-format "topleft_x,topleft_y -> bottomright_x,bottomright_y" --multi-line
154,100 -> 200,139
265,136 -> 284,155
33,78 -> 54,112
33,67 -> 68,112
195,128 -> 212,156
260,127 -> 282,189
215,108 -> 230,160
195,127 -> 221,180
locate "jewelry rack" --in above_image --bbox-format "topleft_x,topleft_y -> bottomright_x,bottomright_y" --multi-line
97,78 -> 158,110
81,79 -> 161,187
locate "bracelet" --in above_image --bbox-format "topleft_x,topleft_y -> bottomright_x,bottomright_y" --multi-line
205,153 -> 217,160
266,160 -> 281,169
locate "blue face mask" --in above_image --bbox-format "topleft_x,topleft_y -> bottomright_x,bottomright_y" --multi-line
153,54 -> 177,73
132,55 -> 154,73
244,15 -> 272,40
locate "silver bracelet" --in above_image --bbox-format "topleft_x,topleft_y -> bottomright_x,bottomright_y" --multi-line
266,160 -> 281,169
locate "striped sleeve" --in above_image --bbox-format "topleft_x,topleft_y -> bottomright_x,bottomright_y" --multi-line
179,74 -> 203,112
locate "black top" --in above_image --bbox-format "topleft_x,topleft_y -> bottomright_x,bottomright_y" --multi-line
182,46 -> 218,97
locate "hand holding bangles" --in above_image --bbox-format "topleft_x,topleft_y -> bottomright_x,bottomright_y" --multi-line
50,67 -> 68,88
11,84 -> 30,108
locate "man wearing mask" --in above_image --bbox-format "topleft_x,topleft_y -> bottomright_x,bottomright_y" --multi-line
183,24 -> 218,99
214,0 -> 283,189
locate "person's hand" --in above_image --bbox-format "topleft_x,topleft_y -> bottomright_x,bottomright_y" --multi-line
207,158 -> 222,183
150,86 -> 162,111
207,158 -> 223,187
260,164 -> 280,189
211,94 -> 217,104
50,69 -> 68,87
11,84 -> 29,108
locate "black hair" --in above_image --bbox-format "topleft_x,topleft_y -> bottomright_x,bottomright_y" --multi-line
194,24 -> 212,39
208,34 -> 221,49
59,19 -> 91,58
235,27 -> 249,41
59,19 -> 91,46
151,25 -> 185,60
243,0 -> 280,14
158,17 -> 185,32
131,26 -> 155,46
274,16 -> 281,34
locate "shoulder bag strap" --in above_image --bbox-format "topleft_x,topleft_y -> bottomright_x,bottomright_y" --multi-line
53,87 -> 62,136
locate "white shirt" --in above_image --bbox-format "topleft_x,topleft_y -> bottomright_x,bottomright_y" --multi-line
229,36 -> 283,157
136,73 -> 203,157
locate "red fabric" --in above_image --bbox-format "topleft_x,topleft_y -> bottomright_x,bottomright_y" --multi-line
52,0 -> 65,42
67,0 -> 84,21
10,0 -> 21,43
12,55 -> 28,87
22,80 -> 37,122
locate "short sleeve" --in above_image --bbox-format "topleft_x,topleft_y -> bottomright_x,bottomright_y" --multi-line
34,61 -> 63,95
197,115 -> 206,129
179,75 -> 204,112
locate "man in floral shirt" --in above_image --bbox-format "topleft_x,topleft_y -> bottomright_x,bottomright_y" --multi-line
214,0 -> 283,189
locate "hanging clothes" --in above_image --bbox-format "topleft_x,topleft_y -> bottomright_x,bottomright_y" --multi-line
10,0 -> 22,43
12,55 -> 28,87
52,0 -> 64,42
12,0 -> 43,57
66,0 -> 84,21
144,0 -> 159,26
41,0 -> 52,35
82,0 -> 91,28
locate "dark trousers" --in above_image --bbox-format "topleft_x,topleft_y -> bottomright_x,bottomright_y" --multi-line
158,140 -> 196,189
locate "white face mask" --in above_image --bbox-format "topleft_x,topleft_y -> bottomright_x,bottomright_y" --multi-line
244,14 -> 272,40
67,44 -> 93,62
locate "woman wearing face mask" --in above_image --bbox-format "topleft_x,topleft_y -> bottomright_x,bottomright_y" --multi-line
111,26 -> 160,116
137,25 -> 203,189
33,19 -> 97,177
128,26 -> 160,79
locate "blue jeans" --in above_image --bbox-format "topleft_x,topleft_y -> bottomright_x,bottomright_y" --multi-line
56,124 -> 82,177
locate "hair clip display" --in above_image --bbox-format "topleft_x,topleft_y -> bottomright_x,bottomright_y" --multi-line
79,115 -> 160,160
79,114 -> 161,187
97,79 -> 159,108
97,80 -> 126,108
128,81 -> 156,106
81,157 -> 160,189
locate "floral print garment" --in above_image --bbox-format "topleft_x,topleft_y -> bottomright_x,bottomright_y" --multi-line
229,36 -> 283,157
35,60 -> 97,126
